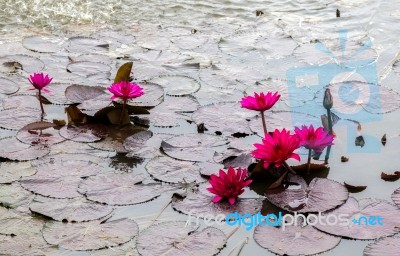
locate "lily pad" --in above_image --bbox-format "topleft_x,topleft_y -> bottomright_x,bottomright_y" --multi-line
0,206 -> 44,236
136,221 -> 226,256
65,84 -> 106,103
172,183 -> 263,219
146,156 -> 207,183
45,83 -> 75,105
0,182 -> 34,209
20,175 -> 83,198
314,197 -> 400,239
29,196 -> 113,222
0,77 -> 20,94
78,173 -> 163,205
0,234 -> 53,255
0,137 -> 50,161
66,61 -> 111,78
128,82 -> 164,107
0,108 -> 41,130
90,239 -> 139,256
149,75 -> 200,96
17,122 -> 66,146
2,94 -> 39,109
42,218 -> 138,251
33,158 -> 104,177
392,187 -> 400,208
59,125 -> 107,143
192,102 -> 257,135
199,68 -> 237,89
254,221 -> 341,256
161,133 -> 228,162
0,161 -> 36,183
124,132 -> 173,159
66,36 -> 109,54
22,35 -> 64,53
363,235 -> 400,256
73,53 -> 113,65
265,175 -> 349,213
0,54 -> 44,73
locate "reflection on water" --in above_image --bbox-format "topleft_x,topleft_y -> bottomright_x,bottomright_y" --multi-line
0,0 -> 400,255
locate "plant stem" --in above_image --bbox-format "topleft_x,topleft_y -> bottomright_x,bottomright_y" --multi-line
260,111 -> 267,135
283,162 -> 296,174
307,148 -> 312,175
38,90 -> 45,119
324,109 -> 333,164
119,99 -> 127,125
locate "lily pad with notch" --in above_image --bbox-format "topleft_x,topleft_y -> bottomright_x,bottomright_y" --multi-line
149,75 -> 201,96
314,197 -> 400,239
265,175 -> 348,213
17,121 -> 66,146
161,133 -> 228,162
0,54 -> 44,73
66,36 -> 109,54
136,221 -> 226,256
22,35 -> 64,53
29,196 -> 113,222
42,218 -> 138,251
254,219 -> 341,256
78,173 -> 163,205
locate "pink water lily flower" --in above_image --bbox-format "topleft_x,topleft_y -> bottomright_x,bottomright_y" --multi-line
207,167 -> 252,205
240,92 -> 280,112
252,128 -> 301,169
28,73 -> 53,93
294,124 -> 334,153
108,81 -> 144,101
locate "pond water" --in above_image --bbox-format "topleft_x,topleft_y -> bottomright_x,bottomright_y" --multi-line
0,0 -> 399,255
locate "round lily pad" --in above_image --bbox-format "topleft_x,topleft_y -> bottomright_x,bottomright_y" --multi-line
17,122 -> 66,146
66,36 -> 109,54
0,54 -> 44,73
65,84 -> 106,103
136,221 -> 226,256
78,173 -> 163,205
42,218 -> 138,251
128,82 -> 164,107
171,34 -> 208,50
45,82 -> 74,105
0,108 -> 41,130
255,36 -> 298,59
0,182 -> 34,209
0,206 -> 44,236
2,95 -> 39,109
20,175 -> 83,198
172,183 -> 263,219
146,156 -> 207,183
124,132 -> 173,159
314,197 -> 400,239
161,133 -> 228,162
29,196 -> 113,222
90,239 -> 139,256
59,125 -> 106,143
22,35 -> 64,53
0,77 -> 20,94
192,102 -> 257,135
363,235 -> 400,256
199,68 -> 237,89
0,234 -> 52,255
73,53 -> 113,65
0,137 -> 50,161
254,221 -> 341,256
149,75 -> 200,96
66,61 -> 111,78
265,175 -> 349,213
0,161 -> 36,183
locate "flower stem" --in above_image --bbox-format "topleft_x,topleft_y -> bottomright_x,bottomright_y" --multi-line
324,109 -> 333,164
119,99 -> 127,125
38,90 -> 45,120
307,148 -> 312,175
260,111 -> 267,135
283,162 -> 296,174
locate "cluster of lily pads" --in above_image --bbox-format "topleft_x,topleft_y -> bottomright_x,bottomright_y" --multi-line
0,31 -> 399,256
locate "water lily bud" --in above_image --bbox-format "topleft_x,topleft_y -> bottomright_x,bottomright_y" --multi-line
323,88 -> 333,109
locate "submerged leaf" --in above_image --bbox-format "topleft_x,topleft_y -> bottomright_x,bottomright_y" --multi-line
42,218 -> 138,251
136,222 -> 226,256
